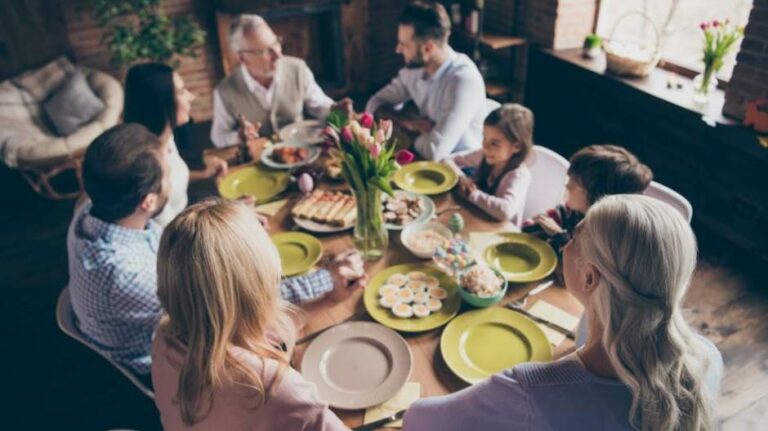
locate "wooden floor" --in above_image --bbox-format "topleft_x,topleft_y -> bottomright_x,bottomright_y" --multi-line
1,122 -> 765,430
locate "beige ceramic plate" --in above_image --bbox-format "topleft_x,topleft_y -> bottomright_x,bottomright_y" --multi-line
300,321 -> 412,410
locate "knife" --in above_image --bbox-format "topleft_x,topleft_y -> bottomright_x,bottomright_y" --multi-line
506,303 -> 576,340
352,409 -> 407,431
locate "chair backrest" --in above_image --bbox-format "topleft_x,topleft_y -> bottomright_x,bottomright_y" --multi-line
644,181 -> 693,223
56,287 -> 155,399
523,145 -> 571,220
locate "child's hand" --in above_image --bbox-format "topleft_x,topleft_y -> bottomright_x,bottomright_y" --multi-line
534,214 -> 564,236
457,176 -> 476,197
203,156 -> 228,178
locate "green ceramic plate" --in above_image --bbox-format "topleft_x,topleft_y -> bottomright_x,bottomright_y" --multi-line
392,162 -> 458,195
218,166 -> 290,203
271,232 -> 323,277
481,233 -> 558,283
440,307 -> 552,384
363,264 -> 461,332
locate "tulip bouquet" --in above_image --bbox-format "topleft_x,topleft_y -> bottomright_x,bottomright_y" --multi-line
695,19 -> 743,103
323,110 -> 408,259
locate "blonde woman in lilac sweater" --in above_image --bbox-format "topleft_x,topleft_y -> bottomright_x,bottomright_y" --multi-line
403,195 -> 722,431
444,104 -> 532,225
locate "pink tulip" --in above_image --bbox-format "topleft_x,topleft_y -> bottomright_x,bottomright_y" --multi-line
360,112 -> 374,129
374,128 -> 386,144
341,126 -> 354,144
322,126 -> 340,145
711,20 -> 719,27
380,119 -> 393,140
395,149 -> 415,165
699,22 -> 707,31
371,142 -> 382,158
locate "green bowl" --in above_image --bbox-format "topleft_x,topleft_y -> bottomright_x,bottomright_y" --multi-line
457,266 -> 508,308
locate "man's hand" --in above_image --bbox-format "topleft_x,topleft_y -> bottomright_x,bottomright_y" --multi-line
331,98 -> 354,117
325,249 -> 366,303
240,119 -> 262,141
534,214 -> 565,236
203,156 -> 228,178
403,116 -> 434,134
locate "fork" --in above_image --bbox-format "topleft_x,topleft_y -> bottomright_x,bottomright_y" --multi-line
512,279 -> 554,308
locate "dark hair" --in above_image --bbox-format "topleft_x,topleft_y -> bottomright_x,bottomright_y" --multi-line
475,104 -> 534,194
83,124 -> 165,222
124,63 -> 177,136
568,145 -> 654,205
398,1 -> 451,43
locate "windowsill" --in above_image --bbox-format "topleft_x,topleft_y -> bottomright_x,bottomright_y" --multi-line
542,48 -> 738,127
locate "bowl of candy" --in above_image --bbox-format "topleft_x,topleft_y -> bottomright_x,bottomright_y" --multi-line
432,236 -> 475,276
457,264 -> 508,308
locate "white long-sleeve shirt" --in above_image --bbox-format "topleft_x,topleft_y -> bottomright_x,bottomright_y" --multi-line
211,63 -> 333,148
365,48 -> 487,161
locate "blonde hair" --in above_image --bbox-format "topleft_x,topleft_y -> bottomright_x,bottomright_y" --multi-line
156,198 -> 296,426
579,195 -> 714,431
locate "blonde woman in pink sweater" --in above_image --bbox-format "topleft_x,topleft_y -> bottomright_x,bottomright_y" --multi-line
152,199 -> 349,431
444,104 -> 533,225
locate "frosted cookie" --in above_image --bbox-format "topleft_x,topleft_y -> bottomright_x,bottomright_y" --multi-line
412,291 -> 430,304
407,271 -> 427,281
429,287 -> 448,300
406,280 -> 427,293
413,304 -> 431,318
424,276 -> 440,289
392,303 -> 414,318
379,295 -> 400,308
378,284 -> 400,297
397,288 -> 415,302
387,273 -> 408,287
427,298 -> 443,312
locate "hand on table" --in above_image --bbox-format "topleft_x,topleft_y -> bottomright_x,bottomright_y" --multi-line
239,119 -> 262,141
325,249 -> 367,303
202,155 -> 228,179
534,214 -> 564,236
457,176 -> 477,198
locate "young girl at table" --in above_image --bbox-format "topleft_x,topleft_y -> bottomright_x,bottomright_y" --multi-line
523,144 -> 653,255
444,103 -> 533,225
402,195 -> 722,431
152,199 -> 348,431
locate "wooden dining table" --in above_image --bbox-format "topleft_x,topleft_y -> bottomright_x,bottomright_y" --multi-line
210,144 -> 585,429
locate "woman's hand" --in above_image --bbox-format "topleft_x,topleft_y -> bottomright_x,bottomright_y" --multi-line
203,156 -> 228,179
325,249 -> 366,303
534,214 -> 565,236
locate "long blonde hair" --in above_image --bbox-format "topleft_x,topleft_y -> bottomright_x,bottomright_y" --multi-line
580,195 -> 714,431
156,198 -> 296,426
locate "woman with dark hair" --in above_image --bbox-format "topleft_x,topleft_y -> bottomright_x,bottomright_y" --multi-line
124,63 -> 228,226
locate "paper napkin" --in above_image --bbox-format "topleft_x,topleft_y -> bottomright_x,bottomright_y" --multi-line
363,382 -> 421,428
528,300 -> 580,345
254,198 -> 288,216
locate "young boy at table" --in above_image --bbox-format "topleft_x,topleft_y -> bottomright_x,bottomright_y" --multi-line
523,144 -> 653,255
443,103 -> 534,225
153,199 -> 349,430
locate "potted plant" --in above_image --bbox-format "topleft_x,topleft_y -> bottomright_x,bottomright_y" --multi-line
693,19 -> 743,104
323,112 -> 400,261
91,0 -> 206,68
582,33 -> 603,59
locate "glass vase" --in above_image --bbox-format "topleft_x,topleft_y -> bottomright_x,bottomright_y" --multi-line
352,187 -> 389,261
693,70 -> 718,105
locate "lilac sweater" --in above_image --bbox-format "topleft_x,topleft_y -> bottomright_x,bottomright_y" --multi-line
445,149 -> 531,225
403,336 -> 722,431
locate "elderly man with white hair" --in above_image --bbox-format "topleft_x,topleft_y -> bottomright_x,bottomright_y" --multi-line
210,14 -> 352,147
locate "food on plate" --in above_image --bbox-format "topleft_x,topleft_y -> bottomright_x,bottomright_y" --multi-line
460,265 -> 504,298
404,229 -> 451,257
379,294 -> 400,308
387,273 -> 408,287
428,287 -> 448,300
412,304 -> 431,318
392,303 -> 414,318
272,145 -> 309,164
323,149 -> 344,179
378,284 -> 400,297
383,270 -> 448,319
291,190 -> 356,227
433,237 -> 475,276
383,194 -> 424,226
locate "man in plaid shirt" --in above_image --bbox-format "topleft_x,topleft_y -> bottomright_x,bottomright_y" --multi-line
67,124 -> 364,382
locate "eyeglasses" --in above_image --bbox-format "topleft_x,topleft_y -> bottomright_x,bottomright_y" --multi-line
238,36 -> 283,57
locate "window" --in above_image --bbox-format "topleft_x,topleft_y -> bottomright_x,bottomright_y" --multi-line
596,0 -> 753,81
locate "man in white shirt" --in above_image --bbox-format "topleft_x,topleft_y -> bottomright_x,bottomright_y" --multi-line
365,1 -> 491,161
211,14 -> 351,148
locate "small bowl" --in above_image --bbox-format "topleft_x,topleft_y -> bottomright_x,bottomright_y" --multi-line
457,265 -> 508,308
400,221 -> 454,259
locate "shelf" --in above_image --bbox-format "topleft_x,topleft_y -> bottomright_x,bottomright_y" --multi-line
454,29 -> 527,50
485,82 -> 511,97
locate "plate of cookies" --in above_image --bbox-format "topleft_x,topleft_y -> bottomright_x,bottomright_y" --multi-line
291,190 -> 356,233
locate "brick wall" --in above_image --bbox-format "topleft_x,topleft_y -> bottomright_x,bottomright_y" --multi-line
724,0 -> 768,119
521,0 -> 597,49
60,0 -> 221,121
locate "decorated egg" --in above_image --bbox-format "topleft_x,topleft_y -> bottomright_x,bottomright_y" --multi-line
448,213 -> 465,234
298,173 -> 314,194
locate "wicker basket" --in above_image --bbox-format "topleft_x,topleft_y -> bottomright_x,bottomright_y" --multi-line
603,12 -> 661,78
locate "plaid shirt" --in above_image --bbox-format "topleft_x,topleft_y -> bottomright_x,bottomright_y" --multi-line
67,202 -> 333,375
